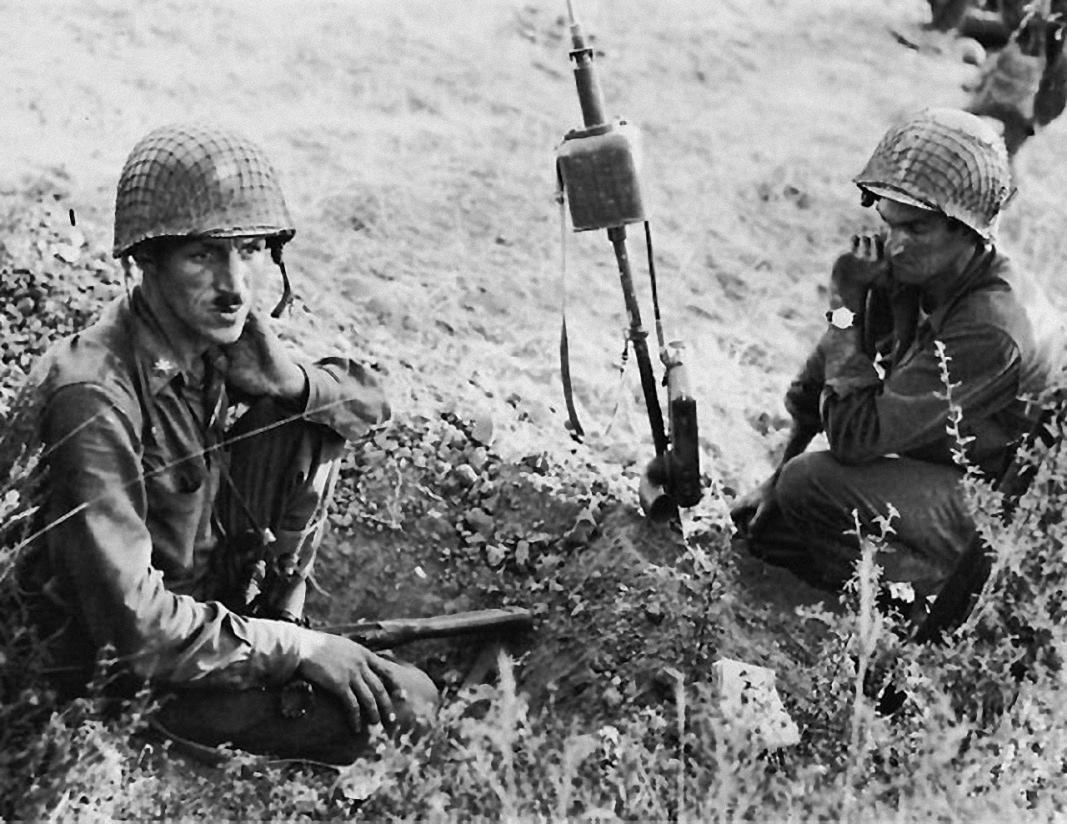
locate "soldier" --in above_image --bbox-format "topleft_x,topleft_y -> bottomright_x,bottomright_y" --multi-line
25,123 -> 437,764
731,108 -> 1062,606
963,0 -> 1067,156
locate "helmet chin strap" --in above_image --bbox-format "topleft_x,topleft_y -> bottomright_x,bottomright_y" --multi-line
268,239 -> 292,318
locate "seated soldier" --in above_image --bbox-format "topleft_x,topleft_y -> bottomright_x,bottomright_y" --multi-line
24,123 -> 437,765
731,108 -> 1063,603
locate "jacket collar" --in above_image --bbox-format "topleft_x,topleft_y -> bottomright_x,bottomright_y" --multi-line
925,246 -> 1005,334
125,288 -> 197,395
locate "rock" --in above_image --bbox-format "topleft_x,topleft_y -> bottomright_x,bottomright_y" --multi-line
602,684 -> 623,708
957,37 -> 985,67
471,411 -> 494,445
562,507 -> 598,549
515,539 -> 530,565
452,464 -> 479,487
712,658 -> 799,750
468,446 -> 488,472
465,507 -> 495,537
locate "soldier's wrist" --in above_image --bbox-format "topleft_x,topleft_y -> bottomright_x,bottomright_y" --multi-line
277,364 -> 310,409
294,626 -> 325,666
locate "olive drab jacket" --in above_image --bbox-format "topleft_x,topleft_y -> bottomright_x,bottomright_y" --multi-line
785,249 -> 1064,479
29,289 -> 388,688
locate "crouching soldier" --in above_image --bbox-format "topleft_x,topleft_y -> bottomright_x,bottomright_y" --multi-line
23,123 -> 437,765
731,108 -> 1062,606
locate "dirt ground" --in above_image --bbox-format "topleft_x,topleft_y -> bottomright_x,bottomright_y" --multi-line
5,0 -> 1067,761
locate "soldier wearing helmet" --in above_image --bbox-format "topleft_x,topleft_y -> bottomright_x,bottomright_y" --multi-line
25,123 -> 437,764
731,108 -> 1062,605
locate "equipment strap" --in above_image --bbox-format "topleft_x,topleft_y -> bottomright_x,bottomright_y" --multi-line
644,221 -> 666,358
557,178 -> 585,439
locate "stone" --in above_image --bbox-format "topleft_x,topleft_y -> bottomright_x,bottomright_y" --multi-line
712,658 -> 800,750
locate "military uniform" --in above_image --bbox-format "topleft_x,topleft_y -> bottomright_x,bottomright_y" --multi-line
31,288 -> 388,687
964,0 -> 1067,155
26,124 -> 437,765
753,249 -> 1061,590
736,108 -> 1064,595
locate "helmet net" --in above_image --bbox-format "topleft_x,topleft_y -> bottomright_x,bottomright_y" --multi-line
853,108 -> 1014,239
113,123 -> 295,257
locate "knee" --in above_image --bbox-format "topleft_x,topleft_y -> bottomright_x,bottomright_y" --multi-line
389,663 -> 438,727
231,398 -> 345,465
776,451 -> 840,514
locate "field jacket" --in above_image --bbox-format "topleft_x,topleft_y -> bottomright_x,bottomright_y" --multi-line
30,289 -> 389,688
785,248 -> 1063,478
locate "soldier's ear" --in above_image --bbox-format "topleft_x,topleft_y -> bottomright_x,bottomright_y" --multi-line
132,254 -> 156,280
130,239 -> 167,279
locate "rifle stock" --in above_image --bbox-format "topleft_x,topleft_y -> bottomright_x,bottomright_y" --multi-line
317,607 -> 534,651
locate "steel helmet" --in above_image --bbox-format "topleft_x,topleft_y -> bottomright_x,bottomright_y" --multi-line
113,123 -> 295,258
853,107 -> 1014,240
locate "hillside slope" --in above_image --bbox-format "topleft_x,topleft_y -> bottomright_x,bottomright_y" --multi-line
5,0 -> 1067,817
7,0 -> 1065,492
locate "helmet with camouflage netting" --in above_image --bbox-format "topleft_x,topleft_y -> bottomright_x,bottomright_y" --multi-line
113,123 -> 295,258
853,107 -> 1014,240
114,123 -> 297,315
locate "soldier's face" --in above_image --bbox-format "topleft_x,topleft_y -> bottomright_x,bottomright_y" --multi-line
876,199 -> 976,287
141,236 -> 268,348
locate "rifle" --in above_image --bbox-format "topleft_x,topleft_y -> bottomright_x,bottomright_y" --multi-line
554,0 -> 702,521
271,608 -> 533,722
153,607 -> 536,755
238,539 -> 534,653
276,608 -> 533,723
316,606 -> 535,650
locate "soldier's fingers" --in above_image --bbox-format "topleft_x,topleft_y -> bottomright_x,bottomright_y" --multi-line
861,235 -> 873,257
367,658 -> 399,725
340,687 -> 362,733
350,674 -> 382,728
749,497 -> 778,537
748,501 -> 768,536
850,234 -> 860,253
729,500 -> 754,532
352,666 -> 392,727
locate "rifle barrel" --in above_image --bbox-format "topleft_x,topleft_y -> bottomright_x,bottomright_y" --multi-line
609,226 -> 669,455
318,607 -> 534,651
565,1 -> 607,129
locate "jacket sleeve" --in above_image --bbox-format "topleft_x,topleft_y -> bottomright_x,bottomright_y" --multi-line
41,383 -> 306,687
299,357 -> 391,440
820,323 -> 1022,465
784,345 -> 827,436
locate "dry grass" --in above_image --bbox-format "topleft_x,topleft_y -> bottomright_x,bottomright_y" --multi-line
4,0 -> 1067,820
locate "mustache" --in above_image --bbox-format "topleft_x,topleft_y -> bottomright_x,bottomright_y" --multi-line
212,295 -> 246,311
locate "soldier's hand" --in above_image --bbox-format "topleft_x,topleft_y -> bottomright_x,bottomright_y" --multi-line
222,312 -> 307,402
831,233 -> 890,308
296,631 -> 398,732
729,475 -> 779,538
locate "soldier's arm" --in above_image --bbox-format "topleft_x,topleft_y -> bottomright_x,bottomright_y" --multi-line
223,311 -> 390,441
730,347 -> 823,535
821,323 -> 1022,466
40,383 -> 306,687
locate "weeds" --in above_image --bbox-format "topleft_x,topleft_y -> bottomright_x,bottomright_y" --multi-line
4,183 -> 1067,822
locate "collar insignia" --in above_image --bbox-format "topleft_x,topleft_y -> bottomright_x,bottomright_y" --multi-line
152,357 -> 177,375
